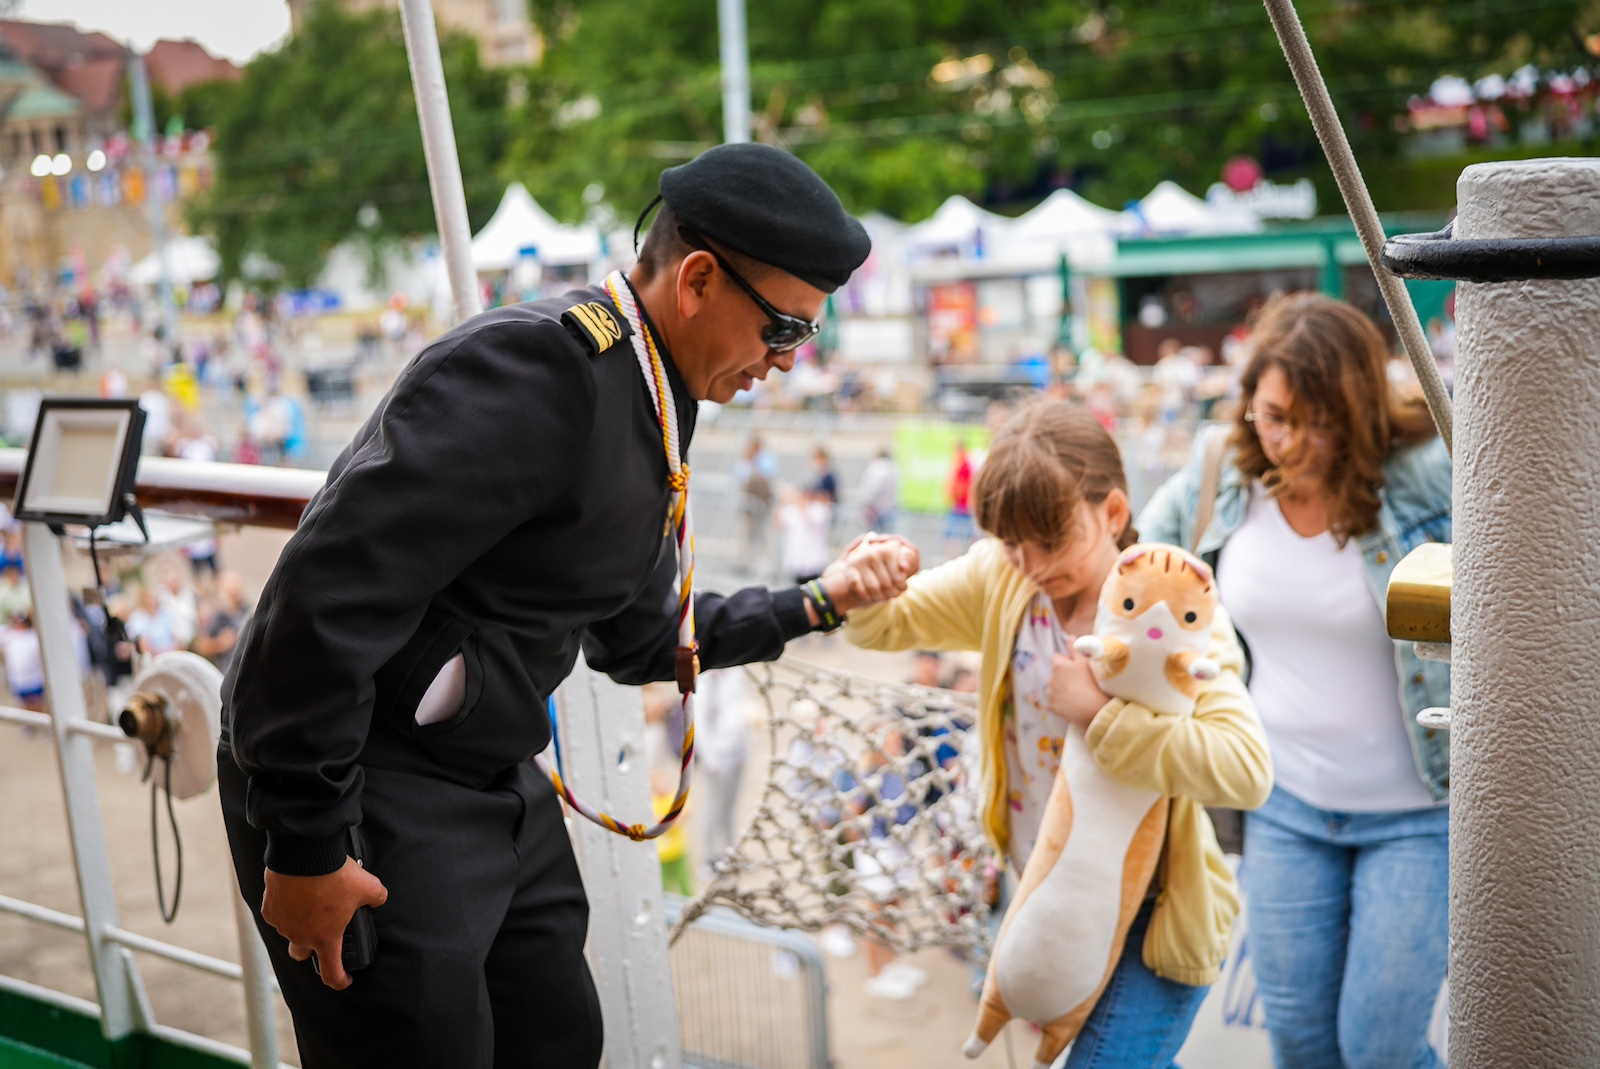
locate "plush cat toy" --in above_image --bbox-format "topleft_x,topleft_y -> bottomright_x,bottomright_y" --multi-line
964,544 -> 1219,1069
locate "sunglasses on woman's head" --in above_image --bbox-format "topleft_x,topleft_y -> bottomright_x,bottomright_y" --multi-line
677,226 -> 821,353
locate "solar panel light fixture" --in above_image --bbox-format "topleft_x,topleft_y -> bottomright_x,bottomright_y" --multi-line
13,398 -> 147,535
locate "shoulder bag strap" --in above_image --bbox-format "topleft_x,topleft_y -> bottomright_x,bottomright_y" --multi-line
1189,427 -> 1230,555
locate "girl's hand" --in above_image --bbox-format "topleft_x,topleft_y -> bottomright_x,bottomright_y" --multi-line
822,535 -> 920,614
1047,652 -> 1112,732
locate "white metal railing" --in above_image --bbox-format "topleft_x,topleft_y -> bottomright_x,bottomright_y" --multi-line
0,470 -> 319,1069
0,519 -> 287,1069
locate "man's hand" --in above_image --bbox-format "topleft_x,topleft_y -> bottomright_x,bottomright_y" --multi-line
820,534 -> 920,616
262,856 -> 388,990
1047,652 -> 1113,732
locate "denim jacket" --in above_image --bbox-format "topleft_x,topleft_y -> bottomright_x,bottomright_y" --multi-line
1137,425 -> 1452,801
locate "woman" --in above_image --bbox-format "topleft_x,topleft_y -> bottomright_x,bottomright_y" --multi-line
836,399 -> 1271,1066
1139,293 -> 1451,1068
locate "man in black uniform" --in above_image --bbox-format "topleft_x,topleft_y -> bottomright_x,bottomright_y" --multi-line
219,144 -> 904,1067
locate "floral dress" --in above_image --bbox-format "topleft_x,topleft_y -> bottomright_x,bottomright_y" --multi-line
1002,592 -> 1073,870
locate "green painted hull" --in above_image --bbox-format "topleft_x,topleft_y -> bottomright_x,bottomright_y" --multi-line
0,987 -> 240,1069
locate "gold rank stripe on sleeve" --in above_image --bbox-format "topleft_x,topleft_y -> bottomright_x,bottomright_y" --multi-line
564,300 -> 625,352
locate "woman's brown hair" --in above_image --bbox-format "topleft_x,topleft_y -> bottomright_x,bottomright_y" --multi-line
971,398 -> 1138,550
1231,292 -> 1437,545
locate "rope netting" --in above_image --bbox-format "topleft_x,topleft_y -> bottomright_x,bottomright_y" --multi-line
668,658 -> 999,959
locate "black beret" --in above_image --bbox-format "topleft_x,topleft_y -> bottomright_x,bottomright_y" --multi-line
659,143 -> 871,293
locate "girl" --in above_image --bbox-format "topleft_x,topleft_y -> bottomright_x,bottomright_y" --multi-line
836,399 -> 1271,1066
1139,293 -> 1451,1068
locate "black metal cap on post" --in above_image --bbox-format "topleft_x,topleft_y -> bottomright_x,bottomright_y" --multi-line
1382,221 -> 1600,282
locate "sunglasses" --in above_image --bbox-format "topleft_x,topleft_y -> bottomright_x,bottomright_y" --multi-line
677,226 -> 821,353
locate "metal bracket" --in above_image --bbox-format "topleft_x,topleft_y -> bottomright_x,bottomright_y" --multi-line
1414,642 -> 1453,664
1382,221 -> 1600,282
1418,707 -> 1452,731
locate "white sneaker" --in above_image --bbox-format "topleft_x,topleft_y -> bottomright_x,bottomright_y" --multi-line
883,962 -> 928,988
820,926 -> 857,959
864,970 -> 919,1001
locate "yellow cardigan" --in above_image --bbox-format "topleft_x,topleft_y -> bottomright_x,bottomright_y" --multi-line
847,537 -> 1272,986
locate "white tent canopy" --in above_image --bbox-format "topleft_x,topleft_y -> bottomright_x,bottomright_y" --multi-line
1130,180 -> 1262,236
130,236 -> 219,286
470,183 -> 602,270
997,188 -> 1134,270
902,195 -> 1015,255
1013,188 -> 1131,239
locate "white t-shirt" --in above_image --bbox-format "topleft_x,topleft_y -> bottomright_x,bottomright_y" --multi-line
1218,487 -> 1438,811
776,500 -> 832,579
694,667 -> 749,774
2,625 -> 43,694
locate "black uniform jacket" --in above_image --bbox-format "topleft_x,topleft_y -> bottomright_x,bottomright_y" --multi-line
221,286 -> 812,877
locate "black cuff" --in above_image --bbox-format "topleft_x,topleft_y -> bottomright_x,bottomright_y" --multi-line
265,830 -> 350,877
772,587 -> 813,641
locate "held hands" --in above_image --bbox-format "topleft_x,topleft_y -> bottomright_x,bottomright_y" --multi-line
1047,652 -> 1113,732
818,533 -> 921,617
261,856 -> 387,990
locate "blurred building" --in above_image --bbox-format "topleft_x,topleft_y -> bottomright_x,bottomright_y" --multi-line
0,20 -> 234,294
143,39 -> 243,98
285,0 -> 541,67
0,20 -> 125,162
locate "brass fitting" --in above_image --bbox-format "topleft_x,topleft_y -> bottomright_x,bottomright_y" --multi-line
119,692 -> 174,758
1386,542 -> 1452,644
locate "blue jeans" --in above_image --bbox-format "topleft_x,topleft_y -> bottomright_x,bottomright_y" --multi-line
1063,899 -> 1211,1069
1244,786 -> 1448,1069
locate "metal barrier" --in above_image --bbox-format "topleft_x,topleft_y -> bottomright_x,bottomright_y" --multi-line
665,898 -> 830,1069
0,519 -> 289,1068
0,448 -> 322,1067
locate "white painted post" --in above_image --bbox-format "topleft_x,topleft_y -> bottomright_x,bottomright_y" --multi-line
24,522 -> 149,1039
556,656 -> 681,1069
1450,158 -> 1600,1066
397,0 -> 484,324
231,892 -> 280,1069
717,0 -> 752,144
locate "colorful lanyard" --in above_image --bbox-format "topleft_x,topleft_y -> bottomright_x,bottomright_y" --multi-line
533,272 -> 696,840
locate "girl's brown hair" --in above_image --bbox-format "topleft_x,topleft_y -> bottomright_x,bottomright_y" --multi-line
971,398 -> 1138,550
1231,292 -> 1437,545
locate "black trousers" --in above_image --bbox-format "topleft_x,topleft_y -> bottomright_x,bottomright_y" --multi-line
220,753 -> 603,1069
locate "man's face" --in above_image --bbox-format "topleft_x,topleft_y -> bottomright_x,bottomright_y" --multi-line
675,253 -> 827,403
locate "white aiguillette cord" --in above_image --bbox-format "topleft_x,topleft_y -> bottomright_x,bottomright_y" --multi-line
533,271 -> 696,840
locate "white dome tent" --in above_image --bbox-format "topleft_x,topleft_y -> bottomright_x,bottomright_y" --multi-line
902,194 -> 1016,259
1130,180 -> 1263,236
1000,188 -> 1134,271
1014,187 -> 1131,239
129,236 -> 220,286
470,182 -> 603,271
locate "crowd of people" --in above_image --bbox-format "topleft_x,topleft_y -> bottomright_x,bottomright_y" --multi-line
0,504 -> 253,726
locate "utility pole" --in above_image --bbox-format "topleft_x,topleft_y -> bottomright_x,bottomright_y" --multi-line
398,0 -> 483,323
128,52 -> 181,359
717,0 -> 751,143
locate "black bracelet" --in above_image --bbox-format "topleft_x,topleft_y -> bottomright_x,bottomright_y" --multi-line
804,579 -> 843,633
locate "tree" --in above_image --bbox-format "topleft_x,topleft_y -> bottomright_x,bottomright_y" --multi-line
121,77 -> 237,138
190,2 -> 511,288
506,0 -> 1600,224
